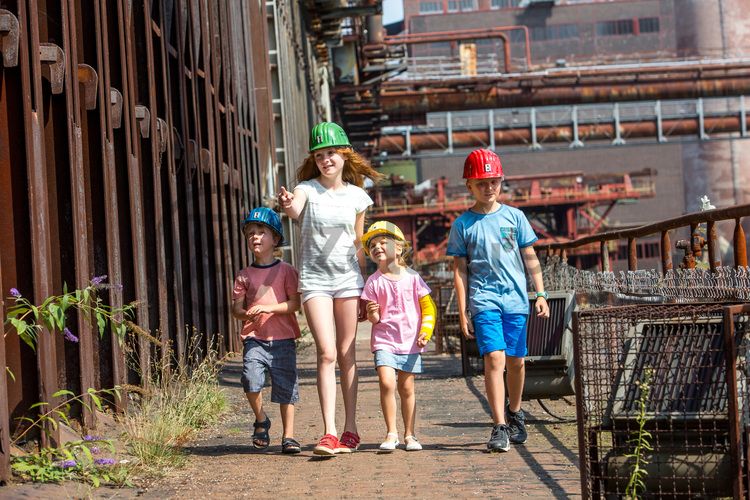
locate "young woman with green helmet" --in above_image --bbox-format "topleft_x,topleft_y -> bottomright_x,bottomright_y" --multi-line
278,122 -> 384,456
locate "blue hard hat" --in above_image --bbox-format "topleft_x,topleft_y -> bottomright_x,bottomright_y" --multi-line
242,207 -> 285,246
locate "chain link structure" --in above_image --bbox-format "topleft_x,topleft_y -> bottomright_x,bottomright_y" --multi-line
541,255 -> 750,301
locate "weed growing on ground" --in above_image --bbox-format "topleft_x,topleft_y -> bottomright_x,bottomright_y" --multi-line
625,367 -> 654,499
121,330 -> 228,477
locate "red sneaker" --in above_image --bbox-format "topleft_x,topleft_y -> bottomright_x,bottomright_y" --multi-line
336,431 -> 361,453
313,434 -> 339,456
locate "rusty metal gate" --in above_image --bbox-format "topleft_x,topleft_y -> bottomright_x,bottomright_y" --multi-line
573,303 -> 750,499
0,0 -> 304,483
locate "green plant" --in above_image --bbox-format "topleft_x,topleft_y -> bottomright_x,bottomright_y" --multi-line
10,387 -> 131,487
4,275 -> 135,349
625,367 -> 654,499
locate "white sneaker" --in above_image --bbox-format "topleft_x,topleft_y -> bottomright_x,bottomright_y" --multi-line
379,433 -> 399,452
404,435 -> 422,451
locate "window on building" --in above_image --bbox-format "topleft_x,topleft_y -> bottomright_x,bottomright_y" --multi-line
530,24 -> 579,42
448,0 -> 477,12
419,1 -> 443,14
596,19 -> 634,36
491,0 -> 522,9
638,17 -> 660,33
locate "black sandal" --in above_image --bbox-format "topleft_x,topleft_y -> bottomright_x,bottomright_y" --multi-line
281,437 -> 301,454
252,416 -> 271,449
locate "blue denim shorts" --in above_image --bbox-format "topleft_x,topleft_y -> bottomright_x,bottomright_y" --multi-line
473,310 -> 528,358
241,337 -> 299,404
374,350 -> 423,374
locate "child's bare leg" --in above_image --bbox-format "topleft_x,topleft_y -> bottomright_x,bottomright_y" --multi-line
397,372 -> 416,437
334,297 -> 359,435
505,356 -> 525,412
377,366 -> 398,439
304,296 -> 338,436
280,403 -> 294,439
484,350 -> 507,425
245,392 -> 266,421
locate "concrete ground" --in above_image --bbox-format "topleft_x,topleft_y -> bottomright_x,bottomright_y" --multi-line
144,321 -> 582,499
1,321 -> 581,499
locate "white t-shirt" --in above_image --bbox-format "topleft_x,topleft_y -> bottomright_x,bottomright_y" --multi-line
295,179 -> 373,292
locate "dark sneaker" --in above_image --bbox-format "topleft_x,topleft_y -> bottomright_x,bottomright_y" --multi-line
487,424 -> 510,452
506,406 -> 528,445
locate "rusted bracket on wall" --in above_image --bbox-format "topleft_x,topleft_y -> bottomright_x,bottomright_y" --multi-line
0,9 -> 19,67
172,127 -> 183,162
134,105 -> 150,138
232,168 -> 241,190
110,88 -> 123,128
77,64 -> 98,111
199,148 -> 212,174
39,43 -> 65,94
222,162 -> 229,185
155,118 -> 169,166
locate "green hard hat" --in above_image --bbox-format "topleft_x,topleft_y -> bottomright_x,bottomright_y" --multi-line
309,122 -> 351,152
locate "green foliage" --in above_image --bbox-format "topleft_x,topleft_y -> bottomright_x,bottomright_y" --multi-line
625,367 -> 654,499
11,437 -> 130,487
10,386 -> 131,487
3,276 -> 135,350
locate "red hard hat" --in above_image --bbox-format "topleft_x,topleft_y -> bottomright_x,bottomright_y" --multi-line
463,149 -> 504,179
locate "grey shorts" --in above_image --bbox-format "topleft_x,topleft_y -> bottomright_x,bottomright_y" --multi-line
241,337 -> 299,404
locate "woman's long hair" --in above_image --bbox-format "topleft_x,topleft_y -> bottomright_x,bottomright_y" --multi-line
297,147 -> 385,187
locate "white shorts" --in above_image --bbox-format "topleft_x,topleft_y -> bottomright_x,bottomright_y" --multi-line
301,288 -> 362,304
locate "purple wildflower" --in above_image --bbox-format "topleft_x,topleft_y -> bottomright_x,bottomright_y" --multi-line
90,446 -> 100,454
58,459 -> 77,469
94,458 -> 116,466
9,288 -> 21,298
83,435 -> 100,441
91,275 -> 108,286
64,327 -> 79,343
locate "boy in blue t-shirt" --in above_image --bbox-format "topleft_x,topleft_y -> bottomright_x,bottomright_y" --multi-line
446,149 -> 550,453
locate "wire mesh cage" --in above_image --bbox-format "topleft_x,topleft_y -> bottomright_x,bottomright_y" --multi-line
574,303 -> 750,499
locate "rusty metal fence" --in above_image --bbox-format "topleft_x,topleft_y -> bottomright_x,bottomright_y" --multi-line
0,0 -> 321,484
573,303 -> 750,499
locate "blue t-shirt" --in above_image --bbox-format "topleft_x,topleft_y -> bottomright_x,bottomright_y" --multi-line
446,205 -> 538,316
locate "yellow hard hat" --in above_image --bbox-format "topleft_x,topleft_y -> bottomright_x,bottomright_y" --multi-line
361,221 -> 405,256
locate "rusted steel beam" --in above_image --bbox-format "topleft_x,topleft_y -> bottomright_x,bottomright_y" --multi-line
661,230 -> 672,273
377,77 -> 750,118
379,115 -> 750,153
599,241 -> 609,273
61,0 -> 96,429
722,304 -> 750,500
707,221 -> 721,271
627,238 -> 637,271
18,0 -> 60,446
93,0 -> 127,411
157,0 -> 186,367
140,0 -> 171,372
198,0 -> 225,351
542,204 -> 750,252
0,252 -> 9,482
735,218 -> 748,267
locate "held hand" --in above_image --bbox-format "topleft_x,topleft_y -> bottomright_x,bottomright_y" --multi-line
357,298 -> 369,322
366,301 -> 380,324
459,315 -> 475,340
277,186 -> 294,209
247,304 -> 270,321
536,297 -> 550,318
417,333 -> 428,347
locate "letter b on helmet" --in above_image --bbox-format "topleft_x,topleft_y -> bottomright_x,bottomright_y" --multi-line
463,149 -> 504,179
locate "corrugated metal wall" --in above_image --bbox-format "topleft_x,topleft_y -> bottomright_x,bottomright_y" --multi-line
0,0 -> 321,481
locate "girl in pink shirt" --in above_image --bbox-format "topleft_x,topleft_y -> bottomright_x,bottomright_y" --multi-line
360,221 -> 436,452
